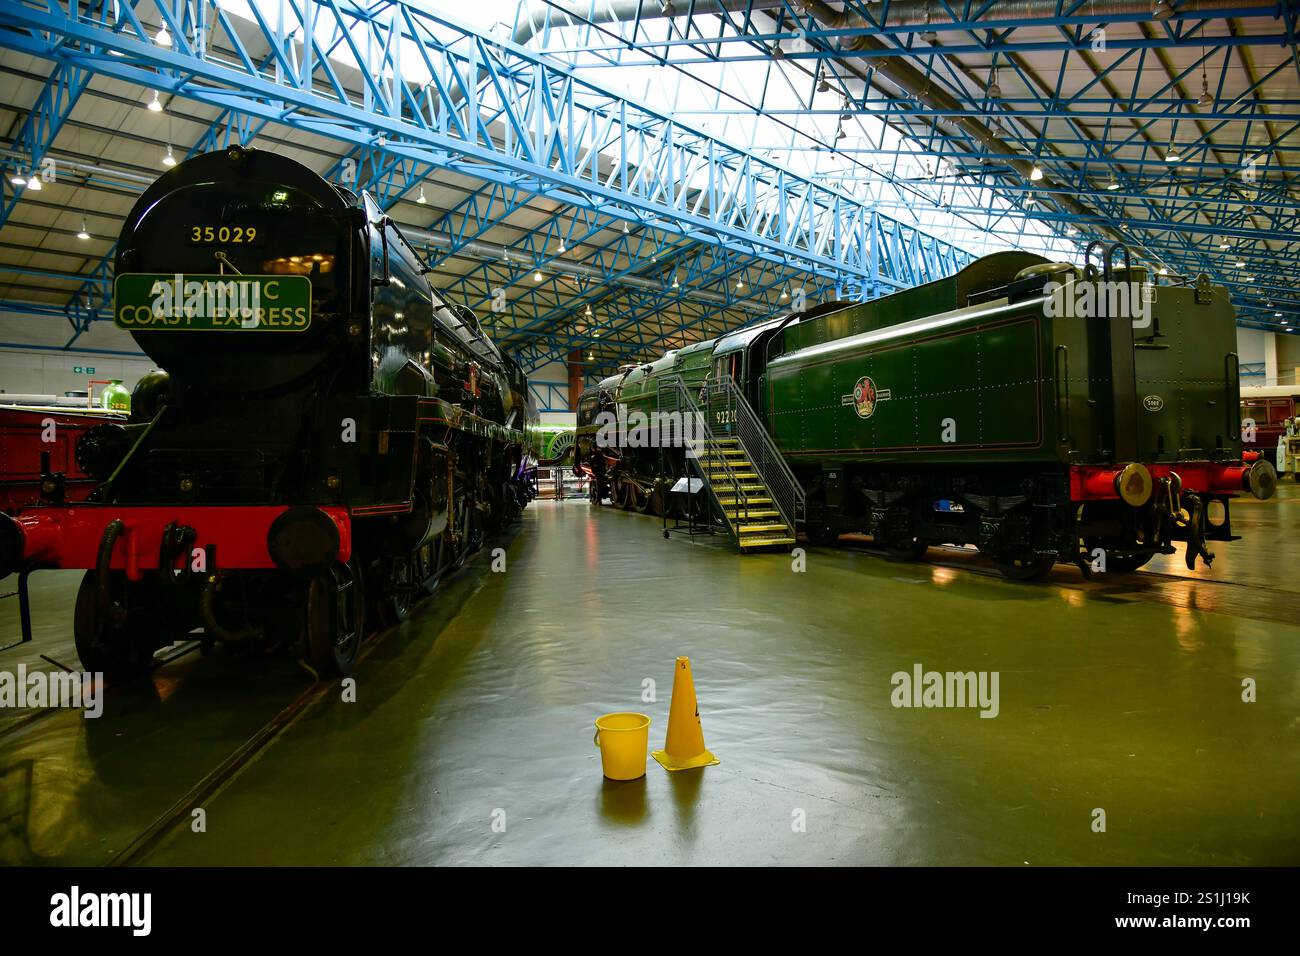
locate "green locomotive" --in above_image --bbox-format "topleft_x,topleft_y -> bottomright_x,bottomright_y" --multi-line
527,424 -> 577,465
575,248 -> 1275,579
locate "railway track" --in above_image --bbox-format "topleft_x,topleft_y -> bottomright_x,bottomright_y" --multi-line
833,538 -> 1293,624
101,537 -> 504,866
0,524 -> 512,867
0,642 -> 202,743
102,610 -> 417,866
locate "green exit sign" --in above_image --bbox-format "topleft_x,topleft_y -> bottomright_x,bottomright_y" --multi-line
72,365 -> 96,374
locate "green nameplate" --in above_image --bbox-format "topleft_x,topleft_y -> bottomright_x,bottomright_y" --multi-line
113,273 -> 311,331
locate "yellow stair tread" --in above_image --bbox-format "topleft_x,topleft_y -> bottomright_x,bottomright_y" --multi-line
738,536 -> 796,548
716,499 -> 773,507
726,509 -> 781,519
737,523 -> 791,534
708,471 -> 759,480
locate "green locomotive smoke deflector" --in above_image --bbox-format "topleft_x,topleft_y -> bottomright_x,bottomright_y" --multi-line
114,273 -> 312,331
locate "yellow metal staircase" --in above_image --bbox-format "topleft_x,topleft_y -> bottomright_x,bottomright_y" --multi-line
656,374 -> 805,552
701,437 -> 797,549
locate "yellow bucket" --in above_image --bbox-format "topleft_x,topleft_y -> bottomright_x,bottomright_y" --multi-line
593,712 -> 651,780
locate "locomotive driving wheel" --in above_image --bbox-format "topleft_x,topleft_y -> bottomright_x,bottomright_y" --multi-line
73,569 -> 153,678
375,555 -> 415,627
305,558 -> 364,677
993,552 -> 1054,582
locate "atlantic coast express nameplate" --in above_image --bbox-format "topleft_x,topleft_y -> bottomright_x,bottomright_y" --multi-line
114,274 -> 311,331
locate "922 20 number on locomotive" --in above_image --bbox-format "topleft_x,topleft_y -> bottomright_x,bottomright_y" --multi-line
0,147 -> 536,676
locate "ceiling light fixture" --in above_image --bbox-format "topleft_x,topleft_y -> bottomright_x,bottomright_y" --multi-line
162,144 -> 176,167
1152,0 -> 1175,19
1107,173 -> 1120,191
1165,144 -> 1182,163
988,68 -> 1001,100
533,270 -> 543,282
8,170 -> 25,187
77,219 -> 90,240
26,176 -> 41,192
147,90 -> 163,112
1029,164 -> 1043,181
416,185 -> 427,204
155,24 -> 172,47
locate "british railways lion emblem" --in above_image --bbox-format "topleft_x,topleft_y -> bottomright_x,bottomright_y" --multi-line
841,375 -> 892,419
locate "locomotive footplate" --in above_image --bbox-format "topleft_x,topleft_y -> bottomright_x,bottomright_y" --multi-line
0,505 -> 353,581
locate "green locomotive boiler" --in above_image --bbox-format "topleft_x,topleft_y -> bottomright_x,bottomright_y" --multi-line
575,248 -> 1275,579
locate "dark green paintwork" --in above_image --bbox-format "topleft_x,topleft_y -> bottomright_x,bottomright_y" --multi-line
766,304 -> 1047,463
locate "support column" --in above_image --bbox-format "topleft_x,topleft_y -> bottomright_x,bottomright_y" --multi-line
567,350 -> 586,409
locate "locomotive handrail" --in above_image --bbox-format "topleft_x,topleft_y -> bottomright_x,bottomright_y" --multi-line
701,375 -> 806,532
656,375 -> 755,532
1054,345 -> 1071,444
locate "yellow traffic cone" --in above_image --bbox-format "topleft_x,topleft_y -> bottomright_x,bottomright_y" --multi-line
651,657 -> 719,771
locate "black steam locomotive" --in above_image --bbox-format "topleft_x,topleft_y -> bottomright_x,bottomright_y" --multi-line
0,147 -> 535,675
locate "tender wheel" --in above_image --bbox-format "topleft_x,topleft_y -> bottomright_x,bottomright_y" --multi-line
884,536 -> 928,561
1098,552 -> 1153,574
73,569 -> 152,677
806,522 -> 839,547
305,559 -> 364,677
994,552 -> 1054,582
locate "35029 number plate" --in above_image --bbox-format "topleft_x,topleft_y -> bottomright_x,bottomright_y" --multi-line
188,224 -> 260,244
113,273 -> 311,331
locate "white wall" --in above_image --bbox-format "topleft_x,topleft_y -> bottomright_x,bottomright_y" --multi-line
0,312 -> 155,400
1236,327 -> 1268,367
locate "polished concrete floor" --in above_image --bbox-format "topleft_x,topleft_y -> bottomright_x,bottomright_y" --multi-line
2,486 -> 1298,866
